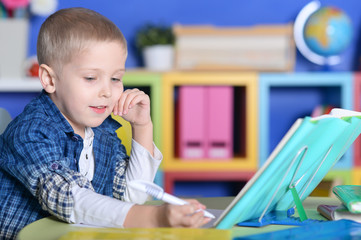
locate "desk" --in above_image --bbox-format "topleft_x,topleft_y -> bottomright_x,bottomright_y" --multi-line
17,196 -> 340,240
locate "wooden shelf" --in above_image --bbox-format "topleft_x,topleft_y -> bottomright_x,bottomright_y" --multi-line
164,170 -> 255,194
0,77 -> 41,92
163,157 -> 257,171
162,72 -> 258,172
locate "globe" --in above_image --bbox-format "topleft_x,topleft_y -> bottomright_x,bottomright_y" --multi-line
304,7 -> 352,57
294,1 -> 353,66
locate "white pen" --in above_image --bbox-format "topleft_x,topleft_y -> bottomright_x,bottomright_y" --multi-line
127,180 -> 215,219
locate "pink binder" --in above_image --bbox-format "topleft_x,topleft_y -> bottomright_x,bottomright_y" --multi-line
178,86 -> 207,159
207,86 -> 233,159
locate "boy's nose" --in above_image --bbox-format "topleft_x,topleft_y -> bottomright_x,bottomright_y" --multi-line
100,81 -> 112,98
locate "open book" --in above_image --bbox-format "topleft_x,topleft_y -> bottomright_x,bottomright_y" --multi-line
210,108 -> 361,229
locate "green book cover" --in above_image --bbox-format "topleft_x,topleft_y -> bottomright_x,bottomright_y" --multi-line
333,185 -> 361,213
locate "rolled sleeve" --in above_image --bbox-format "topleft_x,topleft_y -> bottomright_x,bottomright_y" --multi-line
122,139 -> 162,204
70,185 -> 134,227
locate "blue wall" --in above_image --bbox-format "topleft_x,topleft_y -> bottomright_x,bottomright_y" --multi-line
27,0 -> 361,72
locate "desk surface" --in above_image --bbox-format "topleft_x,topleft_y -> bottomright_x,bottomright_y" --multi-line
17,196 -> 340,240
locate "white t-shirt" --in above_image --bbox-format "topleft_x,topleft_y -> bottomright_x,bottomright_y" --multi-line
69,127 -> 162,227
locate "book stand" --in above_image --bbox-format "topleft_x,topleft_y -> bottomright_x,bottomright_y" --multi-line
214,110 -> 361,229
237,145 -> 336,226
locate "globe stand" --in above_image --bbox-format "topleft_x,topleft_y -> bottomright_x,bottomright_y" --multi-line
320,58 -> 334,71
294,1 -> 353,71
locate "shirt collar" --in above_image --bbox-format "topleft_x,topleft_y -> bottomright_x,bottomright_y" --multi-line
38,90 -> 74,134
96,115 -> 122,133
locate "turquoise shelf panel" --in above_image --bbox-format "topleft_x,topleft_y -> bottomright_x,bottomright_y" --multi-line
259,72 -> 353,169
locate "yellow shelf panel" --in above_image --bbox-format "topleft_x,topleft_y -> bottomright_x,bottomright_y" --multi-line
324,170 -> 352,185
162,72 -> 258,172
352,168 -> 361,185
163,158 -> 257,171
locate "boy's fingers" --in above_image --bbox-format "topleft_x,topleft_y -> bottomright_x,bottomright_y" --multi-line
167,204 -> 211,228
181,211 -> 206,228
120,89 -> 145,114
117,93 -> 126,115
179,204 -> 196,215
184,199 -> 206,210
118,88 -> 137,113
113,101 -> 119,115
128,93 -> 150,109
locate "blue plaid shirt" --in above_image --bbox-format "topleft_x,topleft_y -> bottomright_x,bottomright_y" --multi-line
0,91 -> 129,239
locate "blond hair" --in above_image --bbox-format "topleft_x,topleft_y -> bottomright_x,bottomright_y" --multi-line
37,7 -> 127,69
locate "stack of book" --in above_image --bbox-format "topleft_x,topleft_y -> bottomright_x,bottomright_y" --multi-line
317,185 -> 361,223
173,24 -> 295,71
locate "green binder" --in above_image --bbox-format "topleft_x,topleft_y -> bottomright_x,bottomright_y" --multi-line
213,109 -> 361,229
333,185 -> 361,213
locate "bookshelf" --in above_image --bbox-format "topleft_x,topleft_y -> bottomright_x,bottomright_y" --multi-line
258,73 -> 353,169
2,71 -> 361,196
161,72 -> 258,195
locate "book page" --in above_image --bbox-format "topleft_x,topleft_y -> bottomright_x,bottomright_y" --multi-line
311,108 -> 361,121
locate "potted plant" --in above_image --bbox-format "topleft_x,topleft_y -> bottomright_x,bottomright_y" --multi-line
135,23 -> 175,71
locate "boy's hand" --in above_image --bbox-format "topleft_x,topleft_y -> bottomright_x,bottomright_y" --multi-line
158,200 -> 212,228
124,199 -> 212,228
113,88 -> 151,126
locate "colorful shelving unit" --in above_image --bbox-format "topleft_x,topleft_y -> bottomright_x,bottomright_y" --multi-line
258,73 -> 353,170
3,71 -> 361,195
162,72 -> 258,195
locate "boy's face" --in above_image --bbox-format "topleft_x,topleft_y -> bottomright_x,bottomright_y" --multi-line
50,41 -> 126,136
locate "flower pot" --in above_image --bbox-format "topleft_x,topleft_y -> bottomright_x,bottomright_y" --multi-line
0,19 -> 28,79
142,45 -> 174,71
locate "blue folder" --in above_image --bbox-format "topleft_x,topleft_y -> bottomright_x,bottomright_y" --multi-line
213,109 -> 361,229
234,220 -> 361,240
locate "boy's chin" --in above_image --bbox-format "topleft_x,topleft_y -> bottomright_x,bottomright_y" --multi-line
88,118 -> 108,128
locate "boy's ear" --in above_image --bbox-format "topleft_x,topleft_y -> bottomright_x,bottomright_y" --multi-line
39,64 -> 57,93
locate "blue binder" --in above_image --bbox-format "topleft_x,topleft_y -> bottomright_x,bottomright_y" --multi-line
213,109 -> 361,229
234,220 -> 361,240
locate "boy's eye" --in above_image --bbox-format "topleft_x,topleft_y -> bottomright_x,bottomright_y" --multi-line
85,77 -> 95,81
111,78 -> 121,82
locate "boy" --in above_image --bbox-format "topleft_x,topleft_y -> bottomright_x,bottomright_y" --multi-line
0,7 -> 210,239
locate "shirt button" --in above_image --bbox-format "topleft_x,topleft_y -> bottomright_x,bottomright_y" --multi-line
51,163 -> 58,170
72,136 -> 79,141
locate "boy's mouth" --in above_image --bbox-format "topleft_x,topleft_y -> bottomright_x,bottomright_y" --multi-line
90,105 -> 107,114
